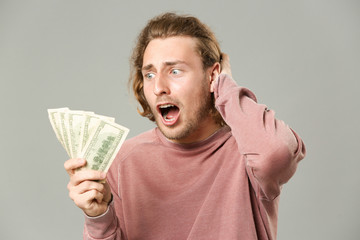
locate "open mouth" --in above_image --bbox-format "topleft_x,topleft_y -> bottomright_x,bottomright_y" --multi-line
158,104 -> 180,125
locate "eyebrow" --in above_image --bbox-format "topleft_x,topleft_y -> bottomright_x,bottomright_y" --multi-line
164,60 -> 186,66
141,60 -> 187,71
141,64 -> 154,71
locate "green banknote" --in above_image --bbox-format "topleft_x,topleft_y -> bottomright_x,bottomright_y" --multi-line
81,119 -> 129,173
81,113 -> 114,155
66,111 -> 86,158
48,108 -> 70,155
48,108 -> 129,173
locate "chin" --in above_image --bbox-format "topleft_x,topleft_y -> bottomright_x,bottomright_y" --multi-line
158,125 -> 184,140
157,120 -> 196,143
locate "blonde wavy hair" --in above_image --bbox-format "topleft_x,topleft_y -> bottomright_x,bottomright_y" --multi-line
129,12 -> 225,125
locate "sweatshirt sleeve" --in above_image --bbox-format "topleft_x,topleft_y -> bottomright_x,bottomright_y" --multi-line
83,202 -> 122,240
214,74 -> 306,201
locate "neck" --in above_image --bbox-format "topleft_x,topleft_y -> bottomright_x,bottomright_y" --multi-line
170,117 -> 223,144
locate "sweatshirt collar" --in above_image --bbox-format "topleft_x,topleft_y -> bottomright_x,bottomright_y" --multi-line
155,126 -> 231,151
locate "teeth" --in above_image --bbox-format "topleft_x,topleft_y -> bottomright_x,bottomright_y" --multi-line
159,104 -> 175,108
159,104 -> 176,121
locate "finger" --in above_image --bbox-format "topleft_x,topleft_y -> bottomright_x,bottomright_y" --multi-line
76,180 -> 105,195
73,189 -> 104,209
220,55 -> 230,68
64,158 -> 87,176
71,169 -> 106,186
68,180 -> 104,198
220,53 -> 232,77
221,53 -> 229,61
68,181 -> 105,203
83,189 -> 104,206
220,53 -> 230,63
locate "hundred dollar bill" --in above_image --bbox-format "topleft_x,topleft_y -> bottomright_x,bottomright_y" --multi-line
66,111 -> 86,158
81,114 -> 115,154
48,108 -> 129,173
48,108 -> 68,150
48,108 -> 72,156
80,119 -> 129,173
58,110 -> 72,157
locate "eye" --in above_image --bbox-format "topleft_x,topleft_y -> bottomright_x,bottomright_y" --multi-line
144,72 -> 155,80
171,69 -> 181,75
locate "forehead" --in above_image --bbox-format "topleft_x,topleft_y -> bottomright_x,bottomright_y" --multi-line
142,36 -> 202,68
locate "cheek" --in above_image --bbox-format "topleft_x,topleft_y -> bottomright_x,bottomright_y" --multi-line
143,82 -> 153,100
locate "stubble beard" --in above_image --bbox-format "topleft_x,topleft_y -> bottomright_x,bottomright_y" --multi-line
154,82 -> 214,142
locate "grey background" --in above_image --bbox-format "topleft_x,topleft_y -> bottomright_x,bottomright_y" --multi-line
0,0 -> 359,239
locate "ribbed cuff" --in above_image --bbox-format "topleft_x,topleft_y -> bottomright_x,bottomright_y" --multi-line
84,201 -> 117,239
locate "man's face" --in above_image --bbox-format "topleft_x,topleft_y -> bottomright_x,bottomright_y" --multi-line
142,36 -> 218,143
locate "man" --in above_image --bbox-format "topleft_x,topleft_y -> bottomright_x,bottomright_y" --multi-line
65,13 -> 306,240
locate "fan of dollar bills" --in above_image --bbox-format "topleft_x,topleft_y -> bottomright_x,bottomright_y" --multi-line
48,108 -> 129,173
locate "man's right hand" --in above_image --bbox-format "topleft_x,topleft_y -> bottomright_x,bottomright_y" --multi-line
64,158 -> 112,217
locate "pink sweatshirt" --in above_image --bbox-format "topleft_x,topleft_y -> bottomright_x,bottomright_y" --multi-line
84,74 -> 306,240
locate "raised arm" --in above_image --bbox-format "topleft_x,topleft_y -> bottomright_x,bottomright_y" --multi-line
212,55 -> 306,201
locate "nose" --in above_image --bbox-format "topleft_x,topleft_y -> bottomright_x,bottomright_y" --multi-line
153,73 -> 170,96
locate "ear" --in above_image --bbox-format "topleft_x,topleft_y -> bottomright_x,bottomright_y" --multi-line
209,62 -> 221,93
